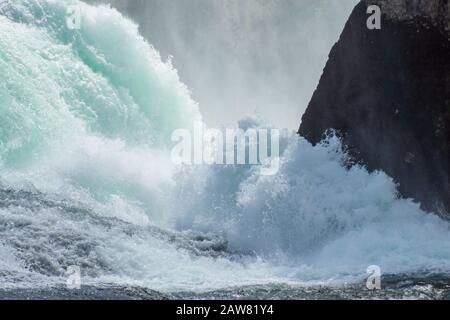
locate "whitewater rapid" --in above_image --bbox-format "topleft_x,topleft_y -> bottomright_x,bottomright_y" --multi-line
0,0 -> 449,293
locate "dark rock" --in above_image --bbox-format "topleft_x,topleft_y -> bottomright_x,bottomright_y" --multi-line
299,0 -> 450,215
0,285 -> 170,300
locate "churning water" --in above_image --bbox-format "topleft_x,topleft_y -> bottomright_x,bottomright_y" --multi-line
0,0 -> 449,297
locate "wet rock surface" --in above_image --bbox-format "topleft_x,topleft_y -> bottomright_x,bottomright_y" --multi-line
299,0 -> 450,215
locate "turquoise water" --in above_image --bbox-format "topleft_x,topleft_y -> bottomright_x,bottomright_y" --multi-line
0,0 -> 449,294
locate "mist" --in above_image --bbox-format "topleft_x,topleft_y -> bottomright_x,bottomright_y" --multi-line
87,0 -> 357,129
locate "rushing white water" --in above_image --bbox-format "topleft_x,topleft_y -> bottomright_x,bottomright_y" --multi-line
101,0 -> 358,129
0,0 -> 449,293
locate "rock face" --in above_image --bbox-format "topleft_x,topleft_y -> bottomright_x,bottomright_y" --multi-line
299,0 -> 450,215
